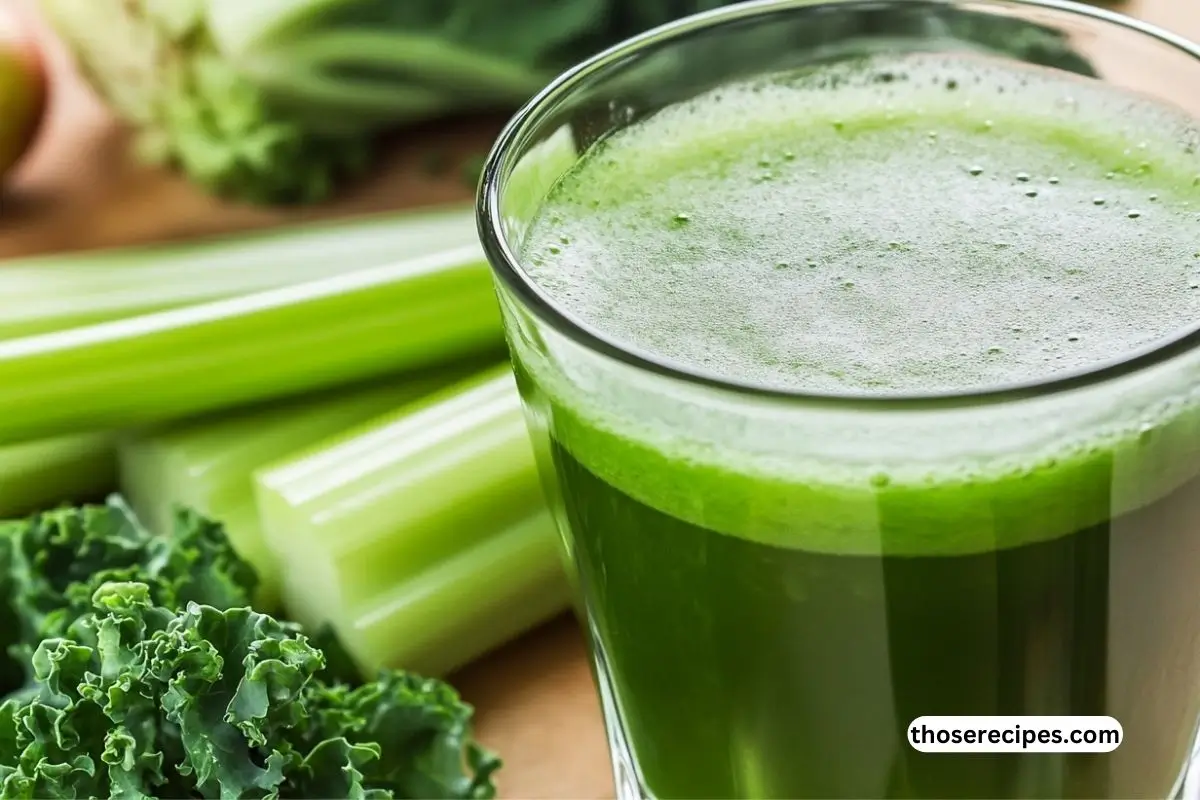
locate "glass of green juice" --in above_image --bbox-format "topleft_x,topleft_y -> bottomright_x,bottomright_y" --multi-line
477,1 -> 1200,797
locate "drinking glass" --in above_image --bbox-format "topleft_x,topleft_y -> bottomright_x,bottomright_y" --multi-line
476,1 -> 1200,797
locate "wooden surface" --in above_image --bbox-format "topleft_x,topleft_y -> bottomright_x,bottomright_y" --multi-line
1,1 -> 1196,798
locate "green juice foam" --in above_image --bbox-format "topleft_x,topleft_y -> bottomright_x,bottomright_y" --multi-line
514,53 -> 1200,555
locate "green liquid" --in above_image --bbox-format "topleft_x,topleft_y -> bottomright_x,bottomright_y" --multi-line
514,54 -> 1200,799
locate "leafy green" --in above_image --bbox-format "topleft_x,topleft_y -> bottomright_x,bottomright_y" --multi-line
0,499 -> 499,799
35,0 -> 749,204
0,498 -> 256,690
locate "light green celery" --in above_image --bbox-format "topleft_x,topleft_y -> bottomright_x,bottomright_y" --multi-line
347,509 -> 569,678
254,366 -> 571,676
118,362 -> 489,610
0,205 -> 477,340
0,244 -> 503,446
0,433 -> 118,518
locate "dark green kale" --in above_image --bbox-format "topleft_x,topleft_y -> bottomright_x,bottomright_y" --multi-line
0,499 -> 498,799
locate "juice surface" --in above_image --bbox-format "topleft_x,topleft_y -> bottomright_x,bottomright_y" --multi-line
523,53 -> 1200,398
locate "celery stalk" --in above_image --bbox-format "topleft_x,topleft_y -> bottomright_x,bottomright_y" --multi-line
0,205 -> 478,340
347,509 -> 569,678
0,245 -> 504,445
254,366 -> 571,676
0,432 -> 118,518
118,362 -> 488,609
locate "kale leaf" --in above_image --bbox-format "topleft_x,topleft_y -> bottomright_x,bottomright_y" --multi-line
0,499 -> 498,799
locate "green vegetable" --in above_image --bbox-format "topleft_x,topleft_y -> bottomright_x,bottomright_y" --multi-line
0,499 -> 499,798
0,244 -> 504,446
0,497 -> 257,695
35,0 -> 748,204
0,205 -> 478,340
0,433 -> 117,518
118,361 -> 492,611
255,366 -> 570,677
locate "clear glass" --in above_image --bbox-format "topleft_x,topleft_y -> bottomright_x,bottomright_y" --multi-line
477,1 -> 1200,798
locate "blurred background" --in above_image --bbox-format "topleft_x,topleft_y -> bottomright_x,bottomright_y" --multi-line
0,0 -> 1190,256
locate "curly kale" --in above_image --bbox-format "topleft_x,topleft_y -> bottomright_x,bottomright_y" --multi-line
0,499 -> 498,799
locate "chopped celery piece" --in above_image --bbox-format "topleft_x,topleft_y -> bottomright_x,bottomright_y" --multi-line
254,366 -> 571,677
0,432 -> 118,517
0,245 -> 503,445
348,509 -> 569,678
118,362 -> 489,610
0,205 -> 478,340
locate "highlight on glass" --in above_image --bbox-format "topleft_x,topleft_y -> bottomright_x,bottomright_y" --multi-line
477,1 -> 1200,798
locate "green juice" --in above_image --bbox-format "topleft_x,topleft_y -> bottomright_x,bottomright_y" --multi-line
512,54 -> 1200,799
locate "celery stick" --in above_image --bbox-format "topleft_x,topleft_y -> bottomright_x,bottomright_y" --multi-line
0,205 -> 477,340
0,245 -> 504,445
256,365 -> 545,610
343,509 -> 570,677
0,432 -> 118,517
118,361 -> 490,610
254,366 -> 571,675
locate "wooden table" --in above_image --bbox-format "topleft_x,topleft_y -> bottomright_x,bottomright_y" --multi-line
2,2 -> 1196,797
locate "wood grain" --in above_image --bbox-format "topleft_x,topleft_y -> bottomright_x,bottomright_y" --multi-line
0,2 -> 1195,798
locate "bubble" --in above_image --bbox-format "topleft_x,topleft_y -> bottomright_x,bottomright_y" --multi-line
968,165 -> 984,176
1025,189 -> 1039,198
1093,197 -> 1106,205
671,212 -> 691,226
987,346 -> 1004,355
1016,172 -> 1031,182
1067,333 -> 1082,342
1048,176 -> 1060,185
775,261 -> 790,270
1127,209 -> 1142,219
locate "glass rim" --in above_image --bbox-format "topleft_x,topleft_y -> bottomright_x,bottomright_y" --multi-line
477,0 -> 1200,409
